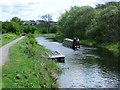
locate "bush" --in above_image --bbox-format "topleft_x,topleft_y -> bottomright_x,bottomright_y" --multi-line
23,34 -> 37,58
24,45 -> 35,58
0,34 -> 18,47
41,28 -> 48,34
27,34 -> 37,45
49,25 -> 58,33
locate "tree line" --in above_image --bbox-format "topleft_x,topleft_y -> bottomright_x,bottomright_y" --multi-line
2,16 -> 57,35
57,1 -> 120,44
2,17 -> 36,34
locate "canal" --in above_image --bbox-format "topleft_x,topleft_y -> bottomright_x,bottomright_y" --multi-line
36,37 -> 120,88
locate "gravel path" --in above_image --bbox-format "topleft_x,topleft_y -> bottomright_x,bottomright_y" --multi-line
0,36 -> 25,65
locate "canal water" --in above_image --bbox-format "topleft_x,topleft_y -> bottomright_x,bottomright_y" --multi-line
36,37 -> 120,88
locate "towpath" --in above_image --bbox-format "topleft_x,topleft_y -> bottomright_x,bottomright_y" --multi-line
0,36 -> 24,65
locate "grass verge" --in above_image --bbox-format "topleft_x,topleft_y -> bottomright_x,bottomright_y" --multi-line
80,39 -> 119,57
0,66 -> 2,90
36,33 -> 63,43
0,33 -> 18,47
99,43 -> 119,56
2,34 -> 61,88
37,34 -> 56,39
80,39 -> 97,46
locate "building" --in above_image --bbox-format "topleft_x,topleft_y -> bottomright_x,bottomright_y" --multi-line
29,20 -> 36,25
23,20 -> 36,25
23,20 -> 57,25
23,20 -> 31,25
36,20 -> 47,25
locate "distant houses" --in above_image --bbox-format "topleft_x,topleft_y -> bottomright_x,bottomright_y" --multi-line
36,20 -> 47,25
23,20 -> 57,25
23,20 -> 36,25
23,20 -> 32,25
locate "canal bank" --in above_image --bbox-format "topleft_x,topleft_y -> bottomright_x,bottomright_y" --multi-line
36,36 -> 120,88
2,34 -> 60,88
80,39 -> 119,57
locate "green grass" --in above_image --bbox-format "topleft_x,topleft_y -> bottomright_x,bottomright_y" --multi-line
2,35 -> 60,88
80,39 -> 119,57
100,43 -> 119,56
38,34 -> 56,39
0,66 -> 2,90
80,39 -> 97,46
36,33 -> 63,43
0,33 -> 18,47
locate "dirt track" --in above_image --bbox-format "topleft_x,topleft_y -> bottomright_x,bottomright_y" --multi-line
0,36 -> 24,65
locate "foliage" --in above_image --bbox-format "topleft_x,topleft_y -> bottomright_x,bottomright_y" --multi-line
80,40 -> 97,46
49,25 -> 58,33
10,17 -> 23,25
23,34 -> 37,57
41,14 -> 53,33
57,1 -> 119,44
2,21 -> 21,34
0,34 -> 18,47
41,14 -> 52,22
54,31 -> 64,42
0,21 -> 2,34
22,26 -> 37,34
55,1 -> 120,55
32,25 -> 48,34
39,34 -> 56,39
86,2 -> 119,43
2,17 -> 37,35
58,6 -> 94,39
2,16 -> 57,35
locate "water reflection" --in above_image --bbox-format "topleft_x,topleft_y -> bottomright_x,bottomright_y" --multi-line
36,37 -> 120,88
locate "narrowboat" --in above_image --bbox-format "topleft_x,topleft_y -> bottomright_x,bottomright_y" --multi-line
62,38 -> 80,49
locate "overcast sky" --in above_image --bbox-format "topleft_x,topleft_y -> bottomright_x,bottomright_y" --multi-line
0,0 -> 119,21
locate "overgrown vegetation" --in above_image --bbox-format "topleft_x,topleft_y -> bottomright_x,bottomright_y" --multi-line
2,34 -> 60,88
38,34 -> 56,39
57,2 -> 119,42
56,1 -> 120,56
0,34 -> 18,47
2,19 -> 37,35
0,66 -> 2,90
80,40 -> 119,56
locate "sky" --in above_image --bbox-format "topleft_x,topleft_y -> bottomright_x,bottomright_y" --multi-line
0,0 -> 119,21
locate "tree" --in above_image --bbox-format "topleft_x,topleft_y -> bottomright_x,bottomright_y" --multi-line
2,17 -> 23,34
57,1 -> 119,44
41,14 -> 52,33
58,6 -> 94,39
0,21 -> 2,34
11,17 -> 21,22
2,21 -> 20,34
86,2 -> 119,43
10,17 -> 23,25
2,21 -> 9,34
23,26 -> 37,34
49,25 -> 58,33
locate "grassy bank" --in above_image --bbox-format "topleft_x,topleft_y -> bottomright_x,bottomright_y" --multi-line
2,34 -> 60,88
0,33 -> 18,47
36,34 -> 56,39
99,43 -> 119,56
80,40 -> 119,57
37,33 -> 63,42
0,66 -> 2,89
